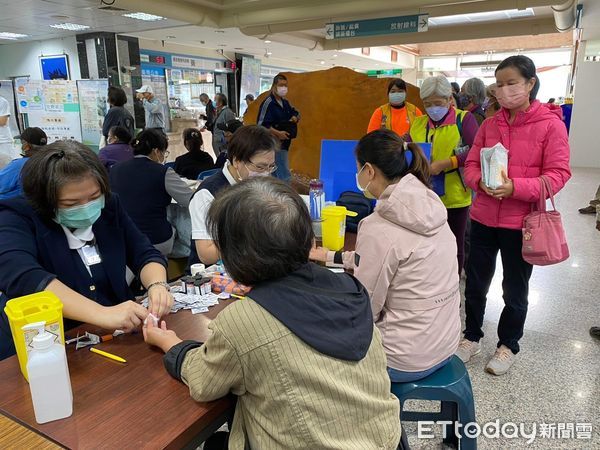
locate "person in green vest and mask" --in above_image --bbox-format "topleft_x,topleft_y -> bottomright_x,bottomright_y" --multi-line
409,75 -> 480,275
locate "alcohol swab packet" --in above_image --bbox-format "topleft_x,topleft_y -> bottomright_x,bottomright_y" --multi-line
144,313 -> 159,327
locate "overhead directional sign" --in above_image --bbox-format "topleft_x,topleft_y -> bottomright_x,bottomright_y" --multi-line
326,14 -> 428,40
367,69 -> 403,77
325,23 -> 335,39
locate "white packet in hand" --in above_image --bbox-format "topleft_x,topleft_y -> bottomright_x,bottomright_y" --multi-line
144,313 -> 159,327
481,143 -> 509,189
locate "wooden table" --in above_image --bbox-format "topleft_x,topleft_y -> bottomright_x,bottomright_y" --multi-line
0,299 -> 237,450
0,233 -> 357,449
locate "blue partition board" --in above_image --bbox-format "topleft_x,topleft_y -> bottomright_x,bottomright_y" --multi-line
319,140 -> 433,203
319,140 -> 359,203
413,142 -> 432,161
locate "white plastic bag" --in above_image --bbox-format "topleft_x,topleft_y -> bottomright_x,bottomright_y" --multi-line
481,143 -> 508,189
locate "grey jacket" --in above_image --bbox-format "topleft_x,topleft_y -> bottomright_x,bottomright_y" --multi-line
142,98 -> 166,129
179,298 -> 401,450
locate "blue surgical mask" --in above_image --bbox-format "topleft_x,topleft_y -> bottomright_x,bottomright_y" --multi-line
55,195 -> 105,229
389,92 -> 406,106
426,106 -> 450,122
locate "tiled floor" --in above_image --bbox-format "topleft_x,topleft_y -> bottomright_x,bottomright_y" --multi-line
404,167 -> 600,449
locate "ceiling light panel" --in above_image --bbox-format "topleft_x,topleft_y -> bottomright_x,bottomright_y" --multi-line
122,12 -> 166,21
49,23 -> 90,31
430,8 -> 534,26
0,32 -> 28,40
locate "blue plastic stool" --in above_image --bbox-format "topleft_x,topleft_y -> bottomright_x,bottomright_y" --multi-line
391,356 -> 477,450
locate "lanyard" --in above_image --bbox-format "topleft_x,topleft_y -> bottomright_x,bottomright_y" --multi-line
425,121 -> 435,144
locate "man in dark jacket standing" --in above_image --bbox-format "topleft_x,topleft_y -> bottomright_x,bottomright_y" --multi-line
257,74 -> 300,182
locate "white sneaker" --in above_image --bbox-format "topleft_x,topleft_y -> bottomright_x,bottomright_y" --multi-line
485,345 -> 516,376
455,339 -> 481,363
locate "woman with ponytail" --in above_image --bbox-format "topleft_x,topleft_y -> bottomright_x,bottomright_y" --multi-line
311,129 -> 461,381
174,128 -> 215,180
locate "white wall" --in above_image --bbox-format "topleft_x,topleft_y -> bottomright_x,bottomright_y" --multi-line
569,0 -> 600,168
139,38 -> 331,72
569,42 -> 600,168
0,37 -> 81,80
342,47 -> 415,69
139,39 -> 228,61
401,68 -> 417,85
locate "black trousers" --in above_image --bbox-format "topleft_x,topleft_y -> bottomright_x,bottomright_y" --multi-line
447,206 -> 470,275
464,220 -> 533,354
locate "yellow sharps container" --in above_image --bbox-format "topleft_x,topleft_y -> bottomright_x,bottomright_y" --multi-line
4,291 -> 65,381
321,206 -> 358,251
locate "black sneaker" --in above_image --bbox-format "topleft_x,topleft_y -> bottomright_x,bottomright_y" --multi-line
590,327 -> 600,340
579,205 -> 596,214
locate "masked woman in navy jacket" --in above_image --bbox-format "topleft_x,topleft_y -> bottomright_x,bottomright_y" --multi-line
0,141 -> 174,360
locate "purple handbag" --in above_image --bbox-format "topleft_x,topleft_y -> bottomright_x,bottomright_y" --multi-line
522,176 -> 569,266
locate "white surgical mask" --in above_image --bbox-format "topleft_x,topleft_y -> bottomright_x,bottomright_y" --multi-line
244,163 -> 272,178
356,164 -> 376,199
248,170 -> 271,178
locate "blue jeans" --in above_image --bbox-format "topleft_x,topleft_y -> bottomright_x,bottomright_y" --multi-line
274,149 -> 291,182
387,356 -> 453,383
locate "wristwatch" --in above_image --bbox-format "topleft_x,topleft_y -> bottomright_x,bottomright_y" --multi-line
147,281 -> 171,292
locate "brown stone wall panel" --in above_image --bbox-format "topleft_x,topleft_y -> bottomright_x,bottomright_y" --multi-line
245,67 -> 423,178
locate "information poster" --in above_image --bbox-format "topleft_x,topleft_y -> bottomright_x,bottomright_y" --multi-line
0,80 -> 20,137
15,78 -> 82,143
239,57 -> 261,116
77,79 -> 108,152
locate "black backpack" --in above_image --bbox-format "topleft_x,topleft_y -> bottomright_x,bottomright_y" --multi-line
336,191 -> 374,233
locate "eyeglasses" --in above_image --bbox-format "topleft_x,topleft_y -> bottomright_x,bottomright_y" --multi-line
246,160 -> 277,173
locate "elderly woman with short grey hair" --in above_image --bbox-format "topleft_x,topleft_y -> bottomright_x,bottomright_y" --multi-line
143,176 -> 401,450
460,77 -> 487,125
409,75 -> 480,274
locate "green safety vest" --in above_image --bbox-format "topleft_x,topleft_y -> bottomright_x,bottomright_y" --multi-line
410,109 -> 472,209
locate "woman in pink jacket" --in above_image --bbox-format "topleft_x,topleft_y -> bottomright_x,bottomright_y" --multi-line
456,56 -> 571,375
312,129 -> 461,382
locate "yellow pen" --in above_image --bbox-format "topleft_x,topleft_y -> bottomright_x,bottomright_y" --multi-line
90,347 -> 127,363
230,294 -> 245,300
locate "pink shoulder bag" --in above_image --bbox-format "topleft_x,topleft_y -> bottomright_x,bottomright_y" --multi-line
522,176 -> 569,266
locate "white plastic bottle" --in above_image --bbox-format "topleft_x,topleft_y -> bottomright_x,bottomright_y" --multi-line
23,321 -> 73,424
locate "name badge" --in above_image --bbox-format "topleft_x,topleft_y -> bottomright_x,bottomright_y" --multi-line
82,245 -> 102,266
